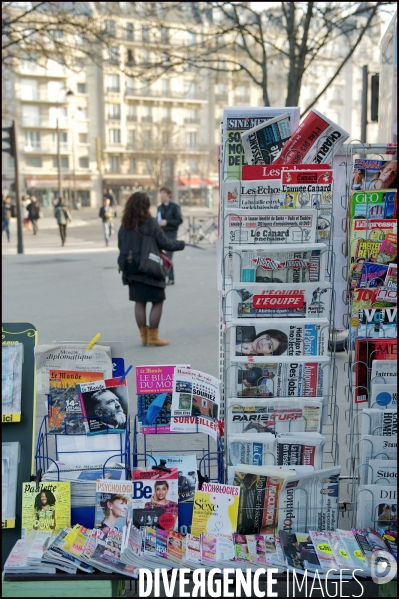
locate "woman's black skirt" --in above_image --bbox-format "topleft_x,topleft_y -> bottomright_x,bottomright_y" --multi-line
129,282 -> 165,303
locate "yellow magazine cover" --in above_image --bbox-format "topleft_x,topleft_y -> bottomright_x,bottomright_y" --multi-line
21,481 -> 71,538
191,482 -> 240,537
48,369 -> 104,434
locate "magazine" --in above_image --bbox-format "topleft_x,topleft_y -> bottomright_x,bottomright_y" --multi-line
227,397 -> 322,435
360,409 -> 397,438
222,106 -> 300,179
276,433 -> 325,469
230,282 -> 332,320
350,190 -> 396,219
185,533 -> 201,563
167,530 -> 184,563
356,485 -> 397,532
359,435 -> 397,485
309,530 -> 337,570
48,370 -> 104,434
228,243 -> 327,284
191,482 -> 240,537
233,533 -> 253,562
357,308 -> 397,339
131,467 -> 179,532
278,467 -> 341,532
170,368 -> 220,440
231,319 -> 329,358
279,530 -> 321,571
233,465 -> 293,535
202,532 -> 235,563
77,377 -> 128,435
348,218 -> 396,272
229,357 -> 331,400
227,434 -> 276,467
370,383 -> 397,408
136,364 -> 190,434
385,263 -> 398,289
326,531 -> 357,570
34,344 -> 113,420
354,339 -> 397,404
21,481 -> 70,538
2,441 -> 20,528
353,158 -> 398,191
94,480 -> 133,537
272,109 -> 349,165
224,209 -> 318,245
156,455 -> 197,503
367,459 -> 397,485
337,529 -> 371,572
2,342 -> 23,421
280,169 -> 333,209
359,262 -> 389,288
241,112 -> 292,165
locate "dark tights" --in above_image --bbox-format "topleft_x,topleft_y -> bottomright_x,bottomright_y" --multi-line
135,301 -> 163,329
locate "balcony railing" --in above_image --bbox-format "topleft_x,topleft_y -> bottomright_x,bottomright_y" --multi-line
125,87 -> 206,100
141,116 -> 153,122
184,118 -> 200,124
21,116 -> 70,128
127,115 -> 137,121
23,142 -> 71,153
106,114 -> 121,121
106,87 -> 121,93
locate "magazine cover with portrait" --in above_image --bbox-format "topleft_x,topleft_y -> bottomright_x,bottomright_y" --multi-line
77,377 -> 129,435
132,467 -> 179,532
21,481 -> 70,538
94,480 -> 133,536
231,319 -> 329,359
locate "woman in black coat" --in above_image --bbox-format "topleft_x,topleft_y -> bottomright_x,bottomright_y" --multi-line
118,192 -> 185,346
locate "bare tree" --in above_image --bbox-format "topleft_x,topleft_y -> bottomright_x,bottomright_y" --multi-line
125,2 -> 394,115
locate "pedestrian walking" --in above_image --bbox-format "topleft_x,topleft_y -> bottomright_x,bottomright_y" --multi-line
21,195 -> 31,230
99,197 -> 115,246
104,188 -> 117,207
54,197 -> 72,246
118,192 -> 185,347
2,196 -> 12,242
157,186 -> 183,285
26,196 -> 41,234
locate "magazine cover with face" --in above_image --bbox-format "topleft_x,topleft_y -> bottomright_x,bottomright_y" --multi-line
21,481 -> 70,538
77,377 -> 129,435
94,480 -> 133,536
231,319 -> 329,359
132,468 -> 179,532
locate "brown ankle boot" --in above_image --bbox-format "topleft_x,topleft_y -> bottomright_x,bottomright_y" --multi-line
147,328 -> 169,346
139,326 -> 149,346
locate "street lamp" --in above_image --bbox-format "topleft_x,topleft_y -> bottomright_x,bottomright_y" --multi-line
56,87 -> 74,203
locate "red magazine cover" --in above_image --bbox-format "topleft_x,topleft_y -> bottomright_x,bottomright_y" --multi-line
354,338 -> 398,404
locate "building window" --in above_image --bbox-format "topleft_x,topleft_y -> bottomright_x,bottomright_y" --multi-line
161,78 -> 170,96
160,26 -> 169,44
188,158 -> 198,173
106,74 -> 120,93
184,80 -> 197,99
142,105 -> 152,122
162,158 -> 173,176
126,22 -> 134,41
108,156 -> 120,173
142,49 -> 150,66
142,25 -> 149,42
78,133 -> 88,143
162,131 -> 168,145
26,156 -> 42,167
187,131 -> 197,149
77,83 -> 87,94
235,85 -> 249,101
126,49 -> 134,65
127,104 -> 136,121
108,47 -> 119,65
185,108 -> 198,123
161,106 -> 171,122
127,129 -> 135,148
107,103 -> 121,120
126,76 -> 134,95
109,128 -> 121,144
24,131 -> 41,150
129,157 -> 137,172
104,20 -> 116,37
145,159 -> 152,173
75,57 -> 85,70
53,156 -> 69,169
202,399 -> 207,408
79,156 -> 89,168
143,131 -> 151,147
76,107 -> 88,120
20,78 -> 38,100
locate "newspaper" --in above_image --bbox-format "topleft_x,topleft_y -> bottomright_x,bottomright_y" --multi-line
241,113 -> 292,165
170,368 -> 221,440
360,408 -> 397,437
371,360 -> 397,383
367,459 -> 397,485
231,319 -> 329,359
224,209 -> 318,245
230,282 -> 332,320
359,435 -> 397,485
241,163 -> 332,181
228,243 -> 327,283
370,383 -> 397,408
227,434 -> 276,467
221,107 -> 300,180
273,109 -> 349,165
278,467 -> 341,532
226,397 -> 322,435
356,485 -> 397,531
276,432 -> 325,469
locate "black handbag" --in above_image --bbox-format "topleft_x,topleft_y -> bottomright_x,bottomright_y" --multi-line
138,233 -> 167,280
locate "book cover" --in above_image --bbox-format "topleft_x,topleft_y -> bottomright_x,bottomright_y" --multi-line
136,364 -> 190,434
224,209 -> 318,245
77,377 -> 128,435
132,467 -> 179,532
94,480 -> 133,535
191,482 -> 240,537
354,339 -> 397,404
232,319 -> 329,358
2,342 -> 23,422
232,282 -> 332,320
21,481 -> 70,538
230,243 -> 327,284
351,190 -> 396,219
2,441 -> 20,529
48,369 -> 104,434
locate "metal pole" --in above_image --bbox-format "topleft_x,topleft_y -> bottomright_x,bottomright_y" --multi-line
361,65 -> 368,143
12,120 -> 23,254
57,114 -> 62,200
72,113 -> 76,207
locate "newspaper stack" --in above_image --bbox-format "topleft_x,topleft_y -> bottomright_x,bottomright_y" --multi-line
41,461 -> 126,508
